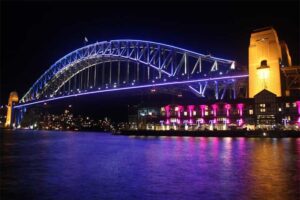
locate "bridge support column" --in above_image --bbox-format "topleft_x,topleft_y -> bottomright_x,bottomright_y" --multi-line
117,61 -> 120,84
5,92 -> 19,128
233,81 -> 237,99
68,80 -> 71,93
102,63 -> 105,86
137,63 -> 139,81
127,61 -> 130,82
215,81 -> 219,100
74,74 -> 77,90
220,86 -> 227,100
80,72 -> 83,89
87,67 -> 90,88
109,62 -> 112,85
94,66 -> 97,87
13,107 -> 24,128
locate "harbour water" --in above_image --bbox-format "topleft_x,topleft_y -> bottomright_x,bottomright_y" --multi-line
1,130 -> 299,200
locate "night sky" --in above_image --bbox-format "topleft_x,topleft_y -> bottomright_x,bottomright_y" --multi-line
1,0 -> 299,106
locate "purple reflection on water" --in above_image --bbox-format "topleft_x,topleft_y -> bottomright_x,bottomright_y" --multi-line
1,130 -> 300,200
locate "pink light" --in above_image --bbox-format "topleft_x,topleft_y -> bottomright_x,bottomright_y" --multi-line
189,119 -> 193,125
200,105 -> 206,117
177,118 -> 181,124
296,101 -> 300,115
224,104 -> 231,117
225,118 -> 230,124
177,105 -> 183,118
165,105 -> 171,118
187,105 -> 195,118
165,119 -> 170,125
237,103 -> 244,117
213,118 -> 217,124
212,104 -> 218,117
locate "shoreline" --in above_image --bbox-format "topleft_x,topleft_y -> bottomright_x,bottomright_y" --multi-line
2,128 -> 300,138
118,130 -> 300,138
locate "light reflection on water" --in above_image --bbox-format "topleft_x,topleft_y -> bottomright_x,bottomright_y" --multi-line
0,130 -> 299,200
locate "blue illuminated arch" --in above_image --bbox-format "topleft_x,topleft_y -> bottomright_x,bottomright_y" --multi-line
19,39 -> 244,107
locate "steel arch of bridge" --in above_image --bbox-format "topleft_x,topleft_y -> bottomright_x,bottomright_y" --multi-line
19,39 -> 247,108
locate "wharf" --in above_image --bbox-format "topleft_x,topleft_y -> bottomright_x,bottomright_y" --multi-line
117,130 -> 300,138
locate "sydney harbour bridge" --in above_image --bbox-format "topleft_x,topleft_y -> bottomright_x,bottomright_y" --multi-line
18,40 -> 247,106
9,39 -> 250,126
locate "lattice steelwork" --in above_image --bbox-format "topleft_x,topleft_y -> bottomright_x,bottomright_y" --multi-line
281,66 -> 300,90
19,39 -> 247,107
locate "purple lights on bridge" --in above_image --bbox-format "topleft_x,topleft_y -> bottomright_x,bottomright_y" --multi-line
20,39 -> 240,105
14,74 -> 249,109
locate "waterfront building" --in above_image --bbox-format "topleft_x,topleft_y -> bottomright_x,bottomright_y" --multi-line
134,90 -> 299,131
128,27 -> 300,131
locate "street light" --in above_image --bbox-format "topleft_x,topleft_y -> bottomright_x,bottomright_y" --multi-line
257,60 -> 270,89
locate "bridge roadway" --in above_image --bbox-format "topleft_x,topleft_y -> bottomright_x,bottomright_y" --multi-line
14,74 -> 248,108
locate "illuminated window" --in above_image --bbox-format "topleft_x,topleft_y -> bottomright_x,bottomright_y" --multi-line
249,109 -> 253,115
170,118 -> 177,123
161,107 -> 165,111
286,103 -> 290,108
193,111 -> 197,116
259,104 -> 265,108
260,108 -> 266,112
184,112 -> 187,116
278,108 -> 282,112
205,111 -> 208,116
148,112 -> 152,116
175,107 -> 179,111
292,103 -> 296,107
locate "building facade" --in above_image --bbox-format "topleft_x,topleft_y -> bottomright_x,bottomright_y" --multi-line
135,90 -> 300,131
